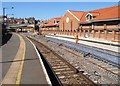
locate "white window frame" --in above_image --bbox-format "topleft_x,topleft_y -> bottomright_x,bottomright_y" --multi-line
85,13 -> 93,21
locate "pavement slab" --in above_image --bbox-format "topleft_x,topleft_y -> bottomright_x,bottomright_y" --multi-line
20,34 -> 49,84
2,33 -> 25,84
2,33 -> 20,79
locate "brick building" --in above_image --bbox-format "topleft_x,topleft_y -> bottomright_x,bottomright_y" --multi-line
40,17 -> 61,34
40,5 -> 120,42
59,10 -> 84,32
79,5 -> 120,42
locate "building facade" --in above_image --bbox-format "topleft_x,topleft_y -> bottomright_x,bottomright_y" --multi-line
59,10 -> 84,32
40,17 -> 61,35
40,5 -> 120,42
79,5 -> 120,42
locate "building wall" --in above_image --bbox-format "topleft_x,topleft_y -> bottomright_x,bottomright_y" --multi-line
59,11 -> 79,31
114,31 -> 120,41
40,26 -> 59,35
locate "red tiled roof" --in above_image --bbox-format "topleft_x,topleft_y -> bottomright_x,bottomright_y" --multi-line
87,12 -> 100,17
92,5 -> 119,20
81,5 -> 120,23
68,10 -> 84,21
41,17 -> 62,27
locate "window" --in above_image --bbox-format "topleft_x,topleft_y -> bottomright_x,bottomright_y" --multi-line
86,15 -> 92,21
108,30 -> 112,33
66,17 -> 69,23
54,20 -> 56,24
54,20 -> 59,24
118,23 -> 120,30
56,21 -> 59,23
85,13 -> 93,21
85,31 -> 88,38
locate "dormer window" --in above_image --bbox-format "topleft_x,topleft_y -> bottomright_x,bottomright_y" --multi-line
87,15 -> 92,21
54,20 -> 56,24
54,20 -> 59,24
85,13 -> 93,21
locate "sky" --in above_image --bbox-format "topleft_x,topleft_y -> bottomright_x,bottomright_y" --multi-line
1,2 -> 118,20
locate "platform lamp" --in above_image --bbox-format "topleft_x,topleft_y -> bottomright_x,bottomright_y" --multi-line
3,7 -> 14,25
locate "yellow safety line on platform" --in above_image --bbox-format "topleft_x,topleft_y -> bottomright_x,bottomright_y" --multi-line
16,35 -> 26,85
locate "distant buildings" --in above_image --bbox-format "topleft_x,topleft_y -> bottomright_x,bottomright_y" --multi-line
40,17 -> 61,34
7,17 -> 35,24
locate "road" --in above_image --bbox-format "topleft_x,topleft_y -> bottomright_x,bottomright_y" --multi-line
1,32 -> 50,85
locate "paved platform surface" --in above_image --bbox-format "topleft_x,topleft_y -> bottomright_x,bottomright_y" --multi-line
20,34 -> 48,84
46,34 -> 119,53
2,33 -> 20,79
1,32 -> 50,85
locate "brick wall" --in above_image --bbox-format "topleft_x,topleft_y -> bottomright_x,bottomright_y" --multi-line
59,11 -> 79,31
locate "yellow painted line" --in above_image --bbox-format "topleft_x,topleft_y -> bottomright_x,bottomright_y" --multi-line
16,35 -> 26,85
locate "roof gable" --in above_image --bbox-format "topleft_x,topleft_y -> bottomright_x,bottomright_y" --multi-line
67,10 -> 84,21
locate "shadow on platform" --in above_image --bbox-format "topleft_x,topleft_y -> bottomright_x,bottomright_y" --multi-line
2,32 -> 12,46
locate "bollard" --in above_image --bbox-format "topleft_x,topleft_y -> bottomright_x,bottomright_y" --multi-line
76,35 -> 78,44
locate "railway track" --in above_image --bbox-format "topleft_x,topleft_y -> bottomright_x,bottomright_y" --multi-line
60,46 -> 120,77
28,36 -> 95,85
45,37 -> 120,76
44,37 -> 119,84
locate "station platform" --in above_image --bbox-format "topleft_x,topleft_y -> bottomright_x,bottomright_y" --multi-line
1,32 -> 51,85
46,34 -> 119,53
45,34 -> 120,65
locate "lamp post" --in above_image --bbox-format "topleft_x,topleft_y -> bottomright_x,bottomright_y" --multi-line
2,7 -> 14,34
3,8 -> 5,18
3,7 -> 14,24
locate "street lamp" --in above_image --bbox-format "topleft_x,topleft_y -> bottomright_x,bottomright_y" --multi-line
2,7 -> 14,34
3,7 -> 14,23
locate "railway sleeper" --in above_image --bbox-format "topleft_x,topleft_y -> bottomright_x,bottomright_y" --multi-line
52,65 -> 68,69
50,64 -> 67,67
49,59 -> 62,62
28,37 -> 95,85
55,71 -> 74,75
53,67 -> 69,70
50,61 -> 65,65
54,68 -> 71,72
